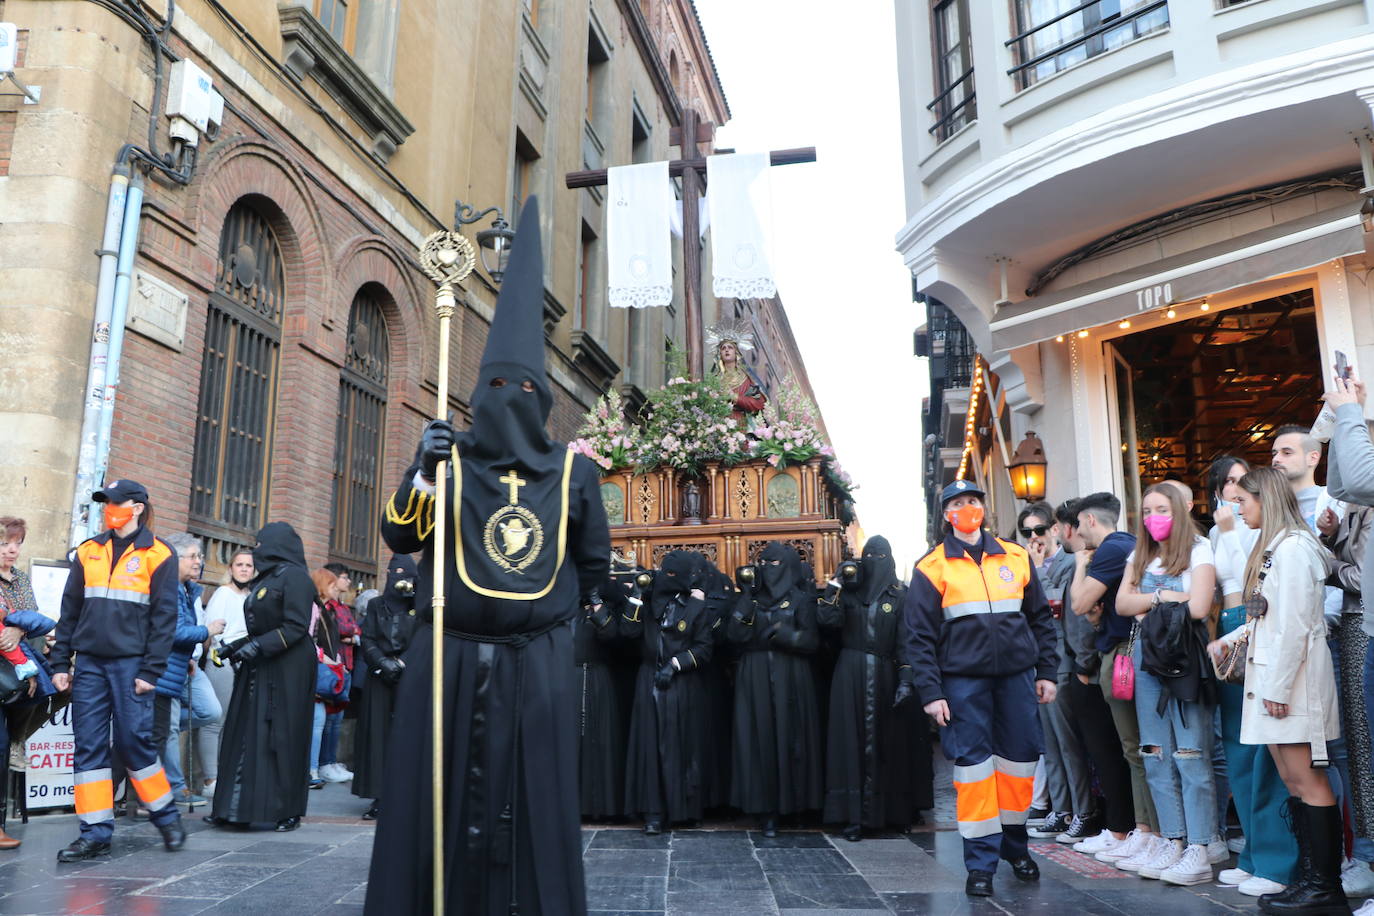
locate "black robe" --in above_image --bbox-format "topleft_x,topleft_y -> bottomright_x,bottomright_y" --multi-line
698,568 -> 736,810
727,552 -> 823,816
211,522 -> 316,824
622,559 -> 714,823
819,581 -> 934,827
575,578 -> 628,820
364,457 -> 609,916
352,562 -> 419,801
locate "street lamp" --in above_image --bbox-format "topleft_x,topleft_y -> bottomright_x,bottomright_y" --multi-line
1007,430 -> 1048,502
454,200 -> 517,284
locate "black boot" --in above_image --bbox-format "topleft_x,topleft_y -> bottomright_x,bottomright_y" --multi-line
1259,800 -> 1349,914
57,836 -> 111,863
643,817 -> 663,836
761,816 -> 778,839
156,813 -> 186,851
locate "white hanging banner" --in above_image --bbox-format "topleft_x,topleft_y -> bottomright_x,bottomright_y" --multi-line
607,161 -> 674,309
707,152 -> 776,300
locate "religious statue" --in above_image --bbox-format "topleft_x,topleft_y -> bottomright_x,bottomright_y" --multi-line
680,479 -> 702,525
707,321 -> 767,427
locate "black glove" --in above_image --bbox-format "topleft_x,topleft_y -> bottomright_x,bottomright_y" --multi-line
228,638 -> 261,665
654,663 -> 675,690
377,656 -> 405,684
588,602 -> 613,630
893,667 -> 916,708
418,419 -> 456,480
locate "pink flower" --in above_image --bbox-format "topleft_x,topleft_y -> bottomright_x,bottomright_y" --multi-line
766,455 -> 780,467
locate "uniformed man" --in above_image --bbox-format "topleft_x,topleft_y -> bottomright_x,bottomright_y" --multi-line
901,480 -> 1058,897
50,479 -> 186,862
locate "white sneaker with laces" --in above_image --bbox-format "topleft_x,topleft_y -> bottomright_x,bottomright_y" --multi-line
1238,876 -> 1286,896
1344,859 -> 1374,897
1217,866 -> 1252,886
1354,899 -> 1374,915
1098,830 -> 1147,864
1206,838 -> 1230,864
1117,834 -> 1167,872
1138,838 -> 1184,879
1074,830 -> 1119,855
1160,844 -> 1213,886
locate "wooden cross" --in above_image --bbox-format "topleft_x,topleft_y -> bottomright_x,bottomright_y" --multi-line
565,108 -> 815,380
499,469 -> 527,504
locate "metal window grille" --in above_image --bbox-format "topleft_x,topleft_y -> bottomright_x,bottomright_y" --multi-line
1007,0 -> 1168,90
330,287 -> 389,580
929,0 -> 976,141
190,200 -> 283,557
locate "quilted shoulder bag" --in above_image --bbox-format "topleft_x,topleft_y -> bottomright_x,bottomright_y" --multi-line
1111,621 -> 1139,701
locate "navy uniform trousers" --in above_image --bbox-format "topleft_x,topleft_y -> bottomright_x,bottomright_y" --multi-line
71,655 -> 178,842
940,669 -> 1044,873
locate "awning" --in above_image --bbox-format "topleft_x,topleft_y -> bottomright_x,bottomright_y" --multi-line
989,205 -> 1363,353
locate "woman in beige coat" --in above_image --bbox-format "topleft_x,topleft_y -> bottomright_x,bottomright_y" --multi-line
1209,466 -> 1343,915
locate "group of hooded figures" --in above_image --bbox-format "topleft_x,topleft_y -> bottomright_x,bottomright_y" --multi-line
351,199 -> 931,915
578,540 -> 934,840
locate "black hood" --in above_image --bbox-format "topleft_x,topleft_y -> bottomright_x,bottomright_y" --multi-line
859,535 -> 897,604
654,550 -> 704,605
757,541 -> 800,606
381,553 -> 418,613
252,522 -> 307,577
457,195 -> 556,468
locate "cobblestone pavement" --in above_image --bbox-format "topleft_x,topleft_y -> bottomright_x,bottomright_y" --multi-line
0,779 -> 1268,915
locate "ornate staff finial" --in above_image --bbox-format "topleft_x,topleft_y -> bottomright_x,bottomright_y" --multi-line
419,231 -> 477,318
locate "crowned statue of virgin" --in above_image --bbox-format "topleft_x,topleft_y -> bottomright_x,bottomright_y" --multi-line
707,321 -> 767,428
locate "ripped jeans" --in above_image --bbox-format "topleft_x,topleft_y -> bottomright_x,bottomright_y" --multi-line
1132,571 -> 1218,846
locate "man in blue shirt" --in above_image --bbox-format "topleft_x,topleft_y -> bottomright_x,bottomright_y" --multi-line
1070,492 -> 1160,852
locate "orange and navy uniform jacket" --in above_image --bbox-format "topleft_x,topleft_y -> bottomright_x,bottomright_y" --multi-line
900,530 -> 1058,707
52,526 -> 179,686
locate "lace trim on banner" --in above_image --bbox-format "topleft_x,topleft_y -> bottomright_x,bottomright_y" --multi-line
713,276 -> 777,300
609,285 -> 672,309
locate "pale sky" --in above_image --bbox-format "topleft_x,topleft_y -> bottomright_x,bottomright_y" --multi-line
695,0 -> 930,573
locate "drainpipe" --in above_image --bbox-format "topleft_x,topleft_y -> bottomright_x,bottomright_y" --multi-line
86,171 -> 147,540
67,165 -> 132,547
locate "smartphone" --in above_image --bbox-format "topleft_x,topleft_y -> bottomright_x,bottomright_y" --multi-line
1335,349 -> 1352,381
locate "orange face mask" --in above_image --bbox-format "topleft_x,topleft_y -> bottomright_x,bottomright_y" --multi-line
946,504 -> 985,534
104,505 -> 136,531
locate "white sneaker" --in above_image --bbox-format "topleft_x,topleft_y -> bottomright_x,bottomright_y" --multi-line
336,765 -> 354,781
1138,837 -> 1184,879
1354,899 -> 1374,915
322,763 -> 350,783
1117,834 -> 1167,872
1238,876 -> 1287,896
1160,844 -> 1213,886
1074,830 -> 1119,855
1206,837 -> 1231,864
1217,866 -> 1252,886
1344,859 -> 1374,897
1098,830 -> 1148,863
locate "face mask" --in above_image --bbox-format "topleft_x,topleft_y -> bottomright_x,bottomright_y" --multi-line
1216,499 -> 1237,516
1143,514 -> 1173,542
104,505 -> 136,531
946,505 -> 984,534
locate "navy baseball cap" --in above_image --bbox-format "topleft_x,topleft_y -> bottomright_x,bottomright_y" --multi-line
93,479 -> 150,504
939,479 -> 985,508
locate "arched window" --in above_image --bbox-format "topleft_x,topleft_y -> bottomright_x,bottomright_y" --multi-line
190,198 -> 284,553
330,285 -> 390,574
669,51 -> 680,94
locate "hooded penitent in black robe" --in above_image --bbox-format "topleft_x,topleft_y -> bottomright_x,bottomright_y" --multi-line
365,198 -> 610,916
575,574 -> 630,820
352,554 -> 418,802
728,542 -> 823,816
622,551 -> 715,825
697,563 -> 736,810
819,536 -> 934,829
211,522 -> 316,825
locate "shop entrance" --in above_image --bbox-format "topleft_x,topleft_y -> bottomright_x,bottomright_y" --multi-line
1107,289 -> 1325,522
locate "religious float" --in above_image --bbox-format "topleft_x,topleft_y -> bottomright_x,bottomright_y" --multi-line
571,327 -> 857,586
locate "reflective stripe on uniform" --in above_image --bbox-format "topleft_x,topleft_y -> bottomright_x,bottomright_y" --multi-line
992,756 -> 1037,822
82,586 -> 152,605
943,598 -> 1023,621
129,762 -> 174,812
952,758 -> 1000,839
73,768 -> 114,824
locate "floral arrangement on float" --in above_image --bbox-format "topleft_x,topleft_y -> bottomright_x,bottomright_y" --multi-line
568,388 -> 641,472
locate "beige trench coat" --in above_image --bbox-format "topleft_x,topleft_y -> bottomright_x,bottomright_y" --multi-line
1221,529 -> 1339,763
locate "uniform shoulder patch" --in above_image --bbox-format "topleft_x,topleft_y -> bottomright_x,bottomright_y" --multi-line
998,565 -> 1014,583
124,556 -> 142,574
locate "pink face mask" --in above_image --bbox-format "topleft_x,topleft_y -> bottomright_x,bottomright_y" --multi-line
1143,514 -> 1173,543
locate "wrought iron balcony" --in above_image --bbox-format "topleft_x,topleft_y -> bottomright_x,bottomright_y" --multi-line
928,67 -> 976,141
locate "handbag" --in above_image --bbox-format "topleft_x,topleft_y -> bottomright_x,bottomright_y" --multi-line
1216,620 -> 1251,684
1111,621 -> 1139,701
0,656 -> 22,705
1244,550 -> 1274,619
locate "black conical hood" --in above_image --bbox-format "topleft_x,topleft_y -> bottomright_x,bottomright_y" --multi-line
474,196 -> 549,415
